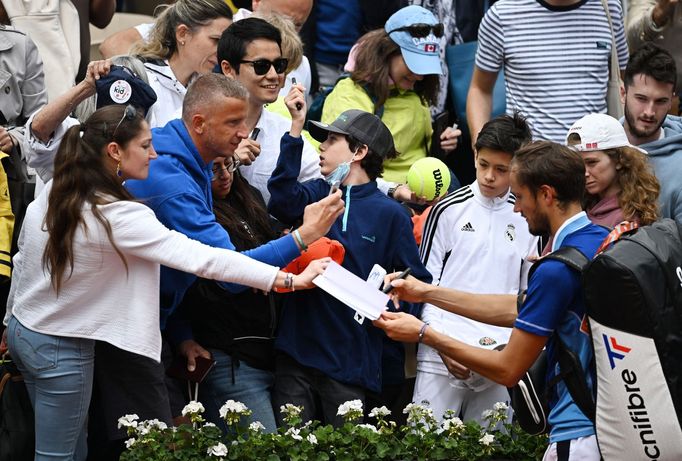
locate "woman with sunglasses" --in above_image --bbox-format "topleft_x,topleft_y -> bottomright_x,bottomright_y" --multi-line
321,5 -> 460,185
1,105 -> 330,460
133,0 -> 233,128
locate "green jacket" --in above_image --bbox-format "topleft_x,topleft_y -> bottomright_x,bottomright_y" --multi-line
322,78 -> 432,184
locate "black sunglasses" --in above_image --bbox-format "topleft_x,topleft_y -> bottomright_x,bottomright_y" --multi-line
240,58 -> 289,76
388,23 -> 444,38
112,105 -> 137,140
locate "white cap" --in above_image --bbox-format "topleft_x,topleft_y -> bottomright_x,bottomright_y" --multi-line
566,113 -> 642,152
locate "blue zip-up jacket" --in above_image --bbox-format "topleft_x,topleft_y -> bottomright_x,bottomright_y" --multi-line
637,115 -> 682,227
125,120 -> 300,337
267,133 -> 432,392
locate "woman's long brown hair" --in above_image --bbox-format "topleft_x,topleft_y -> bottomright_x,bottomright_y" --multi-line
43,105 -> 145,293
351,29 -> 439,111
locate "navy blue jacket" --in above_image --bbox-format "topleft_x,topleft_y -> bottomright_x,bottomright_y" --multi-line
268,133 -> 431,392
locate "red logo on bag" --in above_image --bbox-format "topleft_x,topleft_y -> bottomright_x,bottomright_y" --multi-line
424,44 -> 436,53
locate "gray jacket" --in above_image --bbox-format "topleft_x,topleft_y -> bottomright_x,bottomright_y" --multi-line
639,115 -> 682,226
0,25 -> 47,158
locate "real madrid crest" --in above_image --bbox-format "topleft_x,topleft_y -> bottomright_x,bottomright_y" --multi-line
504,224 -> 515,242
479,336 -> 497,346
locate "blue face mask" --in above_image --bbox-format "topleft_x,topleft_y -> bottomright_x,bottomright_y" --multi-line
324,150 -> 357,186
324,161 -> 351,186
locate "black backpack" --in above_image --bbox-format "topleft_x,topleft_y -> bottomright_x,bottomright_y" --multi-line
508,247 -> 596,436
582,218 -> 682,460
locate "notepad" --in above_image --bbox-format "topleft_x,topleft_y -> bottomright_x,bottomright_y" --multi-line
312,261 -> 390,320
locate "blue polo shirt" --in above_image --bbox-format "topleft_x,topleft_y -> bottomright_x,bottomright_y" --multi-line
514,212 -> 608,443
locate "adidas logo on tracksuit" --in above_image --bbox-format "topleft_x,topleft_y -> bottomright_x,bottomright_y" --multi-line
461,222 -> 475,232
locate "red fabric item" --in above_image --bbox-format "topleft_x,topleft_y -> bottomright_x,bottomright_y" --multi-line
274,237 -> 345,293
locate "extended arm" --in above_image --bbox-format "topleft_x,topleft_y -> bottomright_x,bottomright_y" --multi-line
386,274 -> 518,327
375,311 -> 546,387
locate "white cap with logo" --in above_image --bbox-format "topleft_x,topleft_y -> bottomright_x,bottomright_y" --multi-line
566,113 -> 647,153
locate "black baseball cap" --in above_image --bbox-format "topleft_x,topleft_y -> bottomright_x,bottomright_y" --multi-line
309,110 -> 395,158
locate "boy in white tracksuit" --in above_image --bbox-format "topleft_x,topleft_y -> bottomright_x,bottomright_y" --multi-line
413,113 -> 539,425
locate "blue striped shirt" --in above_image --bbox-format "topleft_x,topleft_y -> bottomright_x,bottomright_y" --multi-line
476,0 -> 629,142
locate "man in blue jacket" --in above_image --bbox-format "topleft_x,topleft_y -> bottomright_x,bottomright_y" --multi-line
123,73 -> 342,419
620,43 -> 682,226
267,88 -> 432,426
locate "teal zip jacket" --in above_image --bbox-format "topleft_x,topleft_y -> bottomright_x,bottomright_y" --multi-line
267,133 -> 431,392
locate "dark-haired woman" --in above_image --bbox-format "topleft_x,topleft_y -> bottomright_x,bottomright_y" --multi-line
1,105 -> 329,460
321,5 -> 460,185
182,155 -> 283,432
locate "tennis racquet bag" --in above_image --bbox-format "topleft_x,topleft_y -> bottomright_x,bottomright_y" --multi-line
583,218 -> 682,460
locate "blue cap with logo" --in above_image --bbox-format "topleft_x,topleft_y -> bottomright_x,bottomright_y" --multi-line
96,65 -> 157,115
385,5 -> 443,76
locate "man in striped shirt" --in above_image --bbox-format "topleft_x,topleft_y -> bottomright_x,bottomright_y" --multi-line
466,0 -> 629,144
413,113 -> 538,425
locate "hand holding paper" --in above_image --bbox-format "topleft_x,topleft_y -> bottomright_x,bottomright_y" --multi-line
312,261 -> 390,320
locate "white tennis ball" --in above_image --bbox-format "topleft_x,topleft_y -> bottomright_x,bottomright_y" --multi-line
407,157 -> 451,200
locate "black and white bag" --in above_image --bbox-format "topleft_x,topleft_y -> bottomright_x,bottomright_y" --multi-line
583,219 -> 682,460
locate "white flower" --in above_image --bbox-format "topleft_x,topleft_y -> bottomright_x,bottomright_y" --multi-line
280,403 -> 303,416
124,438 -> 136,449
357,423 -> 379,433
306,434 -> 318,445
249,421 -> 266,432
493,401 -> 509,412
479,433 -> 495,446
442,417 -> 464,432
117,414 -> 139,429
481,409 -> 494,420
203,422 -> 217,428
182,401 -> 205,416
368,406 -> 391,418
219,400 -> 249,419
136,425 -> 150,436
207,442 -> 228,457
337,399 -> 363,416
139,419 -> 167,431
285,427 -> 303,441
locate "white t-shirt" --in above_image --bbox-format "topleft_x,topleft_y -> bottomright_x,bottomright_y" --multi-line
239,109 -> 321,203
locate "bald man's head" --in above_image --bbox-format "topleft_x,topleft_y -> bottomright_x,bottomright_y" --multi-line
252,0 -> 312,31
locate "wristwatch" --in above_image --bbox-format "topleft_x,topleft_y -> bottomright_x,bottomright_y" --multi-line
388,184 -> 403,199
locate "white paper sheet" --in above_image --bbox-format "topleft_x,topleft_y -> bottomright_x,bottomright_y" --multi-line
312,261 -> 390,320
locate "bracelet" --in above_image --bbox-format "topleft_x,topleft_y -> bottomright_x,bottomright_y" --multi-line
283,272 -> 294,290
418,322 -> 430,343
293,229 -> 308,251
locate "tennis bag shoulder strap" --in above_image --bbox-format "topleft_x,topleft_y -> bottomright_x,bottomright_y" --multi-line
510,247 -> 595,435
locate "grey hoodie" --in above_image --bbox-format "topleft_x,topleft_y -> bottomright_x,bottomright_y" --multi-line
637,115 -> 682,226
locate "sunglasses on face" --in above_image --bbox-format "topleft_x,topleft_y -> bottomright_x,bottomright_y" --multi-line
240,58 -> 289,76
388,23 -> 444,38
112,105 -> 137,140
